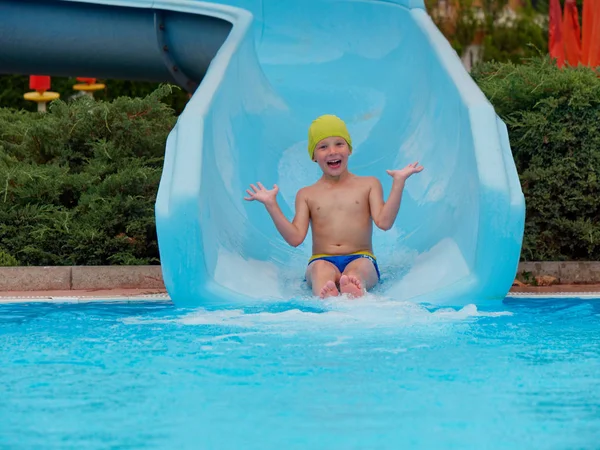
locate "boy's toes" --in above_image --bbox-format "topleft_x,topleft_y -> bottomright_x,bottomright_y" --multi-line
319,280 -> 339,299
340,275 -> 364,298
349,275 -> 362,290
339,275 -> 349,286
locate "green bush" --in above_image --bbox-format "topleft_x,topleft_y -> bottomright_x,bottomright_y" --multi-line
472,56 -> 600,261
0,249 -> 19,266
0,85 -> 177,266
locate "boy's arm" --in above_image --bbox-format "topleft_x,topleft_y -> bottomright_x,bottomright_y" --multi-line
368,162 -> 424,231
264,189 -> 310,247
244,182 -> 310,247
368,177 -> 405,231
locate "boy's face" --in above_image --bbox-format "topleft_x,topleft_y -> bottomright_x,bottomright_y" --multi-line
313,136 -> 351,176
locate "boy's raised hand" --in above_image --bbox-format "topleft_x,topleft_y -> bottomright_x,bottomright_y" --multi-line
386,162 -> 424,181
244,182 -> 279,206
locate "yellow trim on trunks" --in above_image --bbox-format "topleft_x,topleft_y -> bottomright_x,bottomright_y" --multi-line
309,250 -> 376,263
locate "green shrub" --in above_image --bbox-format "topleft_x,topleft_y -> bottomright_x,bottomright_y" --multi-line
472,56 -> 600,261
0,249 -> 19,266
0,85 -> 177,266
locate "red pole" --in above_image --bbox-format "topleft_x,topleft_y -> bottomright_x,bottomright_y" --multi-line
563,0 -> 582,66
549,0 -> 565,67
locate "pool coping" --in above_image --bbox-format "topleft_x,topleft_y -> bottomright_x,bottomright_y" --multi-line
506,292 -> 600,299
1,262 -> 600,292
1,286 -> 599,304
0,289 -> 170,304
2,266 -> 600,304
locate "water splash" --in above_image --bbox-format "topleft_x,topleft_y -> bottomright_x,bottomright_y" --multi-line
121,294 -> 512,331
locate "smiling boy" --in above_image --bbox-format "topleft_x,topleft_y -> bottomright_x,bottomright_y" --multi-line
244,114 -> 423,298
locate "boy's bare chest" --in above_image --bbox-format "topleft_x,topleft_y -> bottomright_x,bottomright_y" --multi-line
308,189 -> 370,219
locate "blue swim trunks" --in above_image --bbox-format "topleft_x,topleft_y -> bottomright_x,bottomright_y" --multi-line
308,251 -> 381,280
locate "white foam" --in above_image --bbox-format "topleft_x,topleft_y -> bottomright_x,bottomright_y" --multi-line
121,295 -> 511,332
432,304 -> 512,318
324,336 -> 351,347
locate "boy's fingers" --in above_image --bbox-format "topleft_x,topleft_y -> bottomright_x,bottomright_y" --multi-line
257,181 -> 265,190
250,184 -> 258,192
246,189 -> 253,196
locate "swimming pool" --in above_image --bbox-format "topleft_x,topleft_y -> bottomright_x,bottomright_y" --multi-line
1,295 -> 599,449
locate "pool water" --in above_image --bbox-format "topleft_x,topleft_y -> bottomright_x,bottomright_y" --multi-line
1,295 -> 599,449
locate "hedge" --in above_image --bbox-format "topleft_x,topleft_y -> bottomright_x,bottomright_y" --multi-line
472,56 -> 600,261
0,85 -> 176,266
1,57 -> 599,265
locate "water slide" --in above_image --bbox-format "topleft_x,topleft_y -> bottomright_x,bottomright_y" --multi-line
1,0 -> 525,308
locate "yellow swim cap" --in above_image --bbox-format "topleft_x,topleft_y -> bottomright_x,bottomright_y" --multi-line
307,114 -> 352,160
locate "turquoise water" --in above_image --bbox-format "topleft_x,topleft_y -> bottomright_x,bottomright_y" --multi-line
1,296 -> 599,449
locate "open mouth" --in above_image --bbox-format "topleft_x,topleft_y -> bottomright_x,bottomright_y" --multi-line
326,159 -> 342,169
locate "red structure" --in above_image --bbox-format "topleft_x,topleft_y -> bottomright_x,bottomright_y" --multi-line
29,75 -> 51,92
550,0 -> 600,67
23,75 -> 59,112
76,77 -> 97,84
73,77 -> 105,97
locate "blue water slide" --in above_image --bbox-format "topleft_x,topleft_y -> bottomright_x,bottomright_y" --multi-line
0,0 -> 525,307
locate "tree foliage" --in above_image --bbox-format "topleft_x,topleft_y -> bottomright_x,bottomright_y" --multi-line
426,0 -> 548,64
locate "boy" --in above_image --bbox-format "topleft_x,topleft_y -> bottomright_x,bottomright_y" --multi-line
244,114 -> 423,299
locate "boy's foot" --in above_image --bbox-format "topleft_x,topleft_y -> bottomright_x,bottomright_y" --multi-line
319,280 -> 339,298
340,275 -> 364,298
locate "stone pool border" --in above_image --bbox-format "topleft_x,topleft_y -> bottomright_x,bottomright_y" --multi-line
517,261 -> 600,285
2,262 -> 600,291
0,266 -> 165,291
0,263 -> 600,304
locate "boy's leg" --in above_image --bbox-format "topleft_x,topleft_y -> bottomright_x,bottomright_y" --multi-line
306,260 -> 342,298
339,258 -> 379,297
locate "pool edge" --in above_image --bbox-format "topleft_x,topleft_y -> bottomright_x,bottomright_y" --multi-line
1,291 -> 599,305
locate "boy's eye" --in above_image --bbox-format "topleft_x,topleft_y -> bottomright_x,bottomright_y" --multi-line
336,142 -> 344,146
